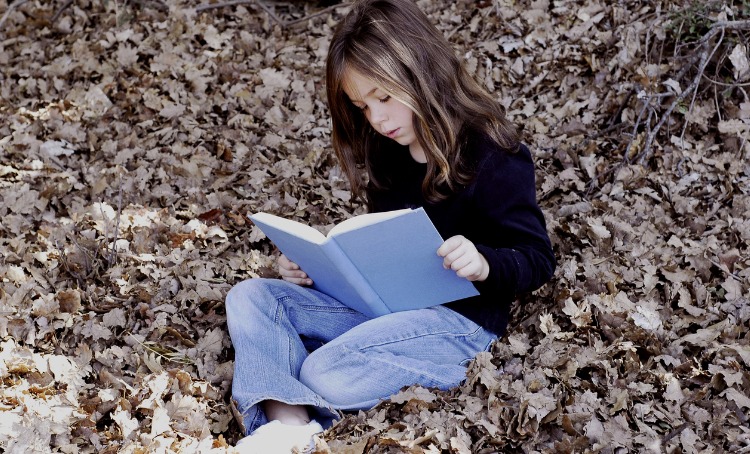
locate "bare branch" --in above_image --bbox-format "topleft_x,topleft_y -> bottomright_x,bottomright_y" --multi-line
107,175 -> 124,268
254,0 -> 284,25
700,73 -> 750,88
633,26 -> 724,165
586,18 -> 750,196
50,0 -> 74,24
195,0 -> 256,13
0,0 -> 31,30
280,2 -> 347,27
130,0 -> 168,12
196,0 -> 348,28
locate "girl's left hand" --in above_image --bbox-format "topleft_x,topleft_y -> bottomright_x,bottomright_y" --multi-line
437,235 -> 490,282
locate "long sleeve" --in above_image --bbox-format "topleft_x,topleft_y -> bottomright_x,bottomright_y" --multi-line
365,137 -> 555,335
469,144 -> 556,300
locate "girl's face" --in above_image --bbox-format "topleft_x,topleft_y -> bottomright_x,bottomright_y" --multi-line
343,69 -> 425,163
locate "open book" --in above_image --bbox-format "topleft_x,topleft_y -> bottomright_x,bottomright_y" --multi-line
249,208 -> 479,318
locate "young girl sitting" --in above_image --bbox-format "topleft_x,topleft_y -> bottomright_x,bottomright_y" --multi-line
227,0 -> 556,451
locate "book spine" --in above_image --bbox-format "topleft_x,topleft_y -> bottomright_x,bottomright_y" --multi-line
321,240 -> 391,318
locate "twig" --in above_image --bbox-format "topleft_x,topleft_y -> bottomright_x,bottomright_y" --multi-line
672,49 -> 706,161
622,96 -> 651,163
106,175 -> 124,268
714,83 -> 722,122
587,19 -> 750,196
127,333 -> 196,365
196,0 -> 348,28
0,0 -> 30,30
254,0 -> 283,24
632,27 -> 722,165
662,422 -> 689,444
708,259 -> 743,282
700,73 -> 750,88
605,89 -> 634,130
278,2 -> 346,27
195,0 -> 255,13
131,0 -> 168,12
50,0 -> 73,24
695,20 -> 750,44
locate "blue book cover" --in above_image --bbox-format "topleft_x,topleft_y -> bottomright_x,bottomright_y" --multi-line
250,208 -> 479,318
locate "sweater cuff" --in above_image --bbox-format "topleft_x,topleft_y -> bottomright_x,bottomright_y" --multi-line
475,244 -> 526,298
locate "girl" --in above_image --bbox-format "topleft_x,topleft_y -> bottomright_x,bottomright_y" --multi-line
228,0 -> 556,451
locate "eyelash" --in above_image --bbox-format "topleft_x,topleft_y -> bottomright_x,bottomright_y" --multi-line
357,95 -> 391,111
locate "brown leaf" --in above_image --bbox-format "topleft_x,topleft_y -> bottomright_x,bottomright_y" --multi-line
57,289 -> 82,313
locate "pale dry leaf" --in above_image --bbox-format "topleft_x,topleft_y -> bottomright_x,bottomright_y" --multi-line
539,312 -> 559,335
722,278 -> 743,301
721,387 -> 750,410
151,406 -> 172,437
116,43 -> 139,67
718,119 -> 750,135
631,302 -> 662,331
103,308 -> 127,328
112,408 -> 140,441
729,44 -> 750,81
259,68 -> 291,90
160,102 -> 186,119
390,386 -> 438,405
40,140 -> 75,157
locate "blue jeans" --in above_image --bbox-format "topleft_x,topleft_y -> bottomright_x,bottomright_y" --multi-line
226,278 -> 496,434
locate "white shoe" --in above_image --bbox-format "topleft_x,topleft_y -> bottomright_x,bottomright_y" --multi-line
234,420 -> 324,454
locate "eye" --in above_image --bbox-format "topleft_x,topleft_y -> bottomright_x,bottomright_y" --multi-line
379,95 -> 391,103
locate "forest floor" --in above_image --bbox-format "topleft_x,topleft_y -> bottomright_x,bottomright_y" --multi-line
1,0 -> 749,452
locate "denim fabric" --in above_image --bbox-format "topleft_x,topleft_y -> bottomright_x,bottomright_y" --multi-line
226,278 -> 496,435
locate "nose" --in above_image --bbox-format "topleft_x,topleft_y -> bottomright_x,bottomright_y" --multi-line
368,103 -> 387,124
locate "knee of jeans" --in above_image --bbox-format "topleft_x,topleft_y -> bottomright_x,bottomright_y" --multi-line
225,278 -> 277,315
298,347 -> 358,406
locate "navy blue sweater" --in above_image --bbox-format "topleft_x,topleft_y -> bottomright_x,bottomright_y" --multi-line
367,135 -> 555,335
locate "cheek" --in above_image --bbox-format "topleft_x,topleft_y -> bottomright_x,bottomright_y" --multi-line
401,110 -> 415,128
363,111 -> 375,126
397,106 -> 413,123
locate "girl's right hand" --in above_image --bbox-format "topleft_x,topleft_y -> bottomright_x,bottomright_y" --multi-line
278,254 -> 313,286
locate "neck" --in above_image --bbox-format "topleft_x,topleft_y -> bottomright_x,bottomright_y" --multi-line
409,144 -> 427,163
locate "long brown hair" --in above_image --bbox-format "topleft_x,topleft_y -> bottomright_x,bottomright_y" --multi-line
326,0 -> 519,203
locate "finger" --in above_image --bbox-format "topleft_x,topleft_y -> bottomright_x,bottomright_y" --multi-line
449,254 -> 474,272
437,235 -> 465,257
279,254 -> 299,270
461,255 -> 490,281
282,275 -> 313,286
455,261 -> 481,279
280,268 -> 307,279
443,244 -> 471,269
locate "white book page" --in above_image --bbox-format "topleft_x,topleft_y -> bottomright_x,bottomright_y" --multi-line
328,209 -> 412,237
251,212 -> 327,244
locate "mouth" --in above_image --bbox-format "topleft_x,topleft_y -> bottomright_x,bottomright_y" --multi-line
384,128 -> 400,138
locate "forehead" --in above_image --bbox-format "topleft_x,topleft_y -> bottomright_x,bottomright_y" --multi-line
342,69 -> 380,102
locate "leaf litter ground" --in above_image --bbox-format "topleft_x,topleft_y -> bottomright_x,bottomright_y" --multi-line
0,0 -> 749,452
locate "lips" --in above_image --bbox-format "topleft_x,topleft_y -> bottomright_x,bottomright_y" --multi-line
384,128 -> 400,138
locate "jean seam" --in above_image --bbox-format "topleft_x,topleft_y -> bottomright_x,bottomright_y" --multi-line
359,324 -> 486,350
274,295 -> 291,324
355,324 -> 493,372
271,285 -> 361,314
268,295 -> 296,375
298,304 -> 360,314
339,344 -> 463,388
